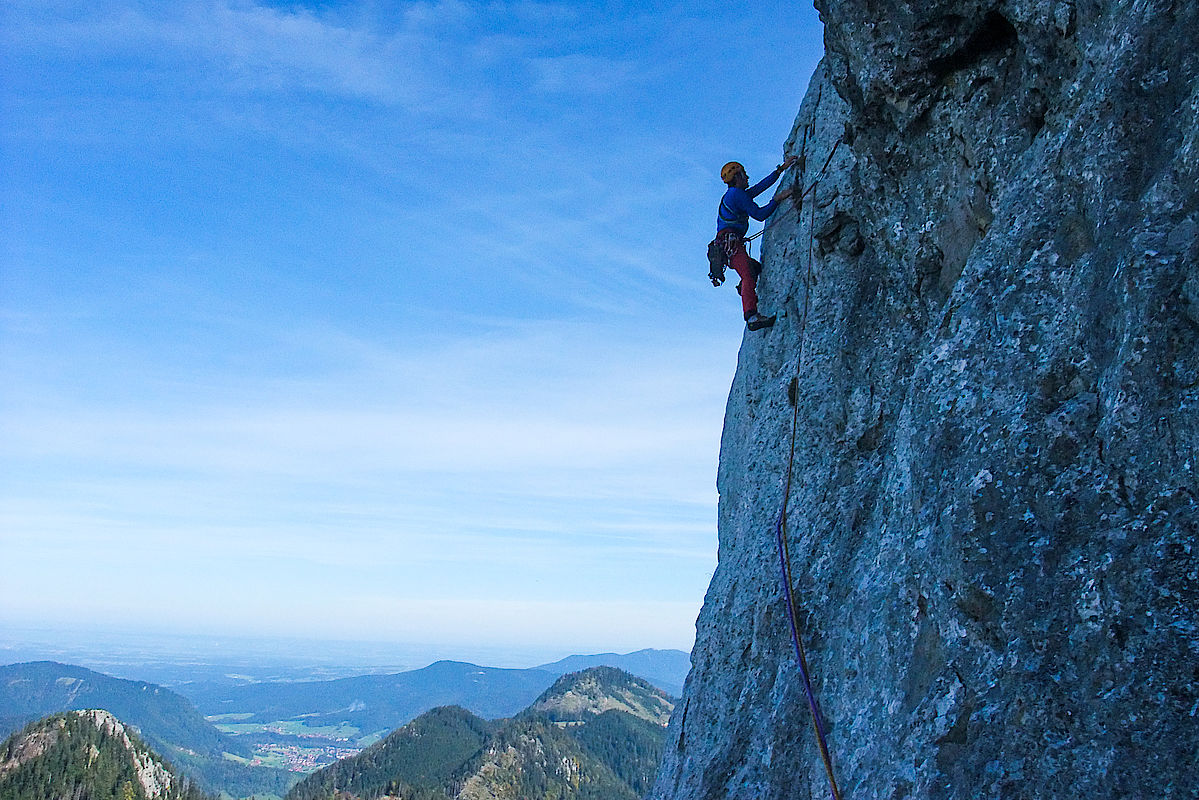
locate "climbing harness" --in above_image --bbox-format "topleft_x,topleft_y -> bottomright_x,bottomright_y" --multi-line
708,230 -> 746,287
773,127 -> 844,800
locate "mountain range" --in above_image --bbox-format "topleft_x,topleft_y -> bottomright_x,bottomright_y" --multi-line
185,660 -> 558,739
285,666 -> 673,800
0,661 -> 292,797
178,648 -> 687,734
0,650 -> 688,797
0,661 -> 232,758
535,649 -> 690,697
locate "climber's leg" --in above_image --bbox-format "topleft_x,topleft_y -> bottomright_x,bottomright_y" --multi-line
728,244 -> 758,319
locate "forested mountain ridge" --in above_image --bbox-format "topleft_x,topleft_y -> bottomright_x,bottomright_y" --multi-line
285,706 -> 494,800
0,661 -> 293,798
285,666 -> 670,800
0,661 -> 235,760
0,709 -> 211,800
453,715 -> 635,800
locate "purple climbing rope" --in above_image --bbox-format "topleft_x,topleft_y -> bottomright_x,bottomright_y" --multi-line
775,506 -> 841,800
772,128 -> 844,800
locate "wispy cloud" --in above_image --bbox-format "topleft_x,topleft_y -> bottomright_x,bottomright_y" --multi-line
7,2 -> 409,100
3,317 -> 731,473
3,0 -> 642,109
1,314 -> 725,645
1,0 -> 821,653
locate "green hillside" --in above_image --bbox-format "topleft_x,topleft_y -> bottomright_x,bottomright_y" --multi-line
0,710 -> 211,800
453,715 -> 636,800
0,661 -> 294,798
572,710 -> 668,797
0,662 -> 238,761
286,706 -> 493,800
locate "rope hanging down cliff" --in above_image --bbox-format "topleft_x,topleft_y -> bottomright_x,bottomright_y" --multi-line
773,128 -> 843,800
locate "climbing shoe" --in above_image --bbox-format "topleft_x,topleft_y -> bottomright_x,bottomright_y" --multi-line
747,313 -> 776,331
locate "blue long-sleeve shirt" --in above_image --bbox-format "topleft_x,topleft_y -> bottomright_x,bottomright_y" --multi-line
716,166 -> 785,236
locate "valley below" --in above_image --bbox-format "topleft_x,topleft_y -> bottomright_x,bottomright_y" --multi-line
0,648 -> 689,798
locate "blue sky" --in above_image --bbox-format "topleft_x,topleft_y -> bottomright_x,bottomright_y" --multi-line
1,0 -> 823,660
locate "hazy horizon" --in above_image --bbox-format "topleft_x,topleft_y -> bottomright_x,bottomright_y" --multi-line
0,621 -> 689,677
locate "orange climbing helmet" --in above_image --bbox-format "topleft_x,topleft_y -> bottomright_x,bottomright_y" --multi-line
721,161 -> 745,185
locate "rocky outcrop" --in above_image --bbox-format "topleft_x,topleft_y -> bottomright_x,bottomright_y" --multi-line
652,1 -> 1198,798
0,710 -> 207,800
528,667 -> 674,726
83,710 -> 178,798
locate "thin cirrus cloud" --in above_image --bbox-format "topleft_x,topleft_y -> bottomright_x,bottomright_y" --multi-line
1,0 -> 821,655
3,317 -> 731,471
5,0 -> 642,110
1,313 -> 729,648
8,1 -> 437,107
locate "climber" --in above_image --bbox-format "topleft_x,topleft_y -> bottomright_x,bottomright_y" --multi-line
713,157 -> 798,331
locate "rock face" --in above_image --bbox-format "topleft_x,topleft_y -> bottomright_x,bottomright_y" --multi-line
82,710 -> 179,799
651,1 -> 1198,799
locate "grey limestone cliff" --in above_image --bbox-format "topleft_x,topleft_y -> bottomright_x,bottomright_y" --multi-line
652,0 -> 1198,798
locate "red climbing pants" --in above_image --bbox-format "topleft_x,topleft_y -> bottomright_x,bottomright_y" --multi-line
719,231 -> 761,319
